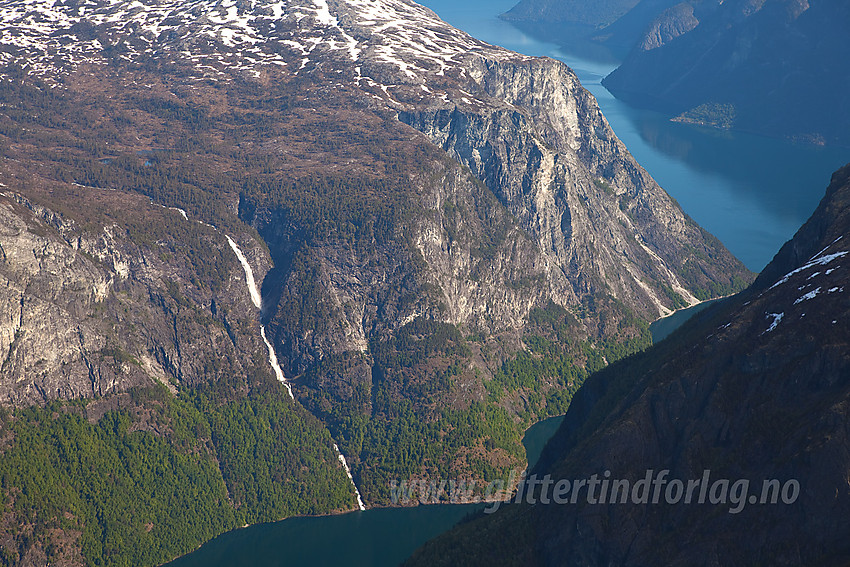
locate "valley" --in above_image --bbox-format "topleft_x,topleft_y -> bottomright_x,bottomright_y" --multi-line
502,0 -> 850,147
161,1 -> 846,565
0,0 -> 843,565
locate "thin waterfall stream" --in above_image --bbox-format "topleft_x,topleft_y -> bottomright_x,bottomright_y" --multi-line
225,234 -> 366,511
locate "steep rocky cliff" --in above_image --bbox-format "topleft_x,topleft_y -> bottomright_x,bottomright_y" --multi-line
0,0 -> 751,563
399,55 -> 743,325
406,163 -> 850,566
0,187 -> 262,405
0,181 -> 357,565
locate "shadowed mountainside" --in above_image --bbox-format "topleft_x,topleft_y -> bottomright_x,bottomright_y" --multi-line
406,162 -> 850,566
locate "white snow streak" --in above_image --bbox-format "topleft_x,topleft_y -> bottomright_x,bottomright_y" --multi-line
770,251 -> 847,289
794,287 -> 821,305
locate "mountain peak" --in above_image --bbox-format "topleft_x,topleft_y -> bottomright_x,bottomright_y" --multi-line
0,0 -> 506,97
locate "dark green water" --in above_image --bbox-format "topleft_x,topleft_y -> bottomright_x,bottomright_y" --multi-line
649,298 -> 723,344
166,415 -> 563,567
522,414 -> 566,469
165,503 -> 484,567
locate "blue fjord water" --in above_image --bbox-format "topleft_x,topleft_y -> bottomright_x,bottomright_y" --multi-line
169,2 -> 848,565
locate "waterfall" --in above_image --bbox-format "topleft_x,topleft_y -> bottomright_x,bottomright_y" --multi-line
260,326 -> 293,399
225,236 -> 262,310
166,209 -> 367,509
170,207 -> 189,221
334,444 -> 366,511
225,233 -> 366,509
226,236 -> 294,400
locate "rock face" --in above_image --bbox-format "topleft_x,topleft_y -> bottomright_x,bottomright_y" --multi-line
637,2 -> 699,51
0,0 -> 748,514
399,54 -> 742,326
603,0 -> 850,145
406,163 -> 850,566
0,189 -> 265,406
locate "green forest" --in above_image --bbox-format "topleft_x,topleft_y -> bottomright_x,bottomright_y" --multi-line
0,378 -> 354,567
0,59 -> 657,565
302,309 -> 651,505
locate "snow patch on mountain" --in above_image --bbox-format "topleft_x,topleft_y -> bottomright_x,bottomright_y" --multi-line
763,312 -> 784,334
770,250 -> 848,290
0,0 -> 505,100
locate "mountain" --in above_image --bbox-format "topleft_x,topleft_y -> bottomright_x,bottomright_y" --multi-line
406,162 -> 850,565
501,0 -> 850,145
603,0 -> 850,145
501,0 -> 646,27
500,0 -> 685,53
0,0 -> 749,563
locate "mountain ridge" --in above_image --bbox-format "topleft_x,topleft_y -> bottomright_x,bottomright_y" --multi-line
603,0 -> 850,145
500,0 -> 850,145
0,0 -> 750,563
405,162 -> 850,566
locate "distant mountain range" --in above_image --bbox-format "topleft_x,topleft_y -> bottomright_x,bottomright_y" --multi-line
406,162 -> 850,565
503,0 -> 850,146
502,0 -> 684,51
